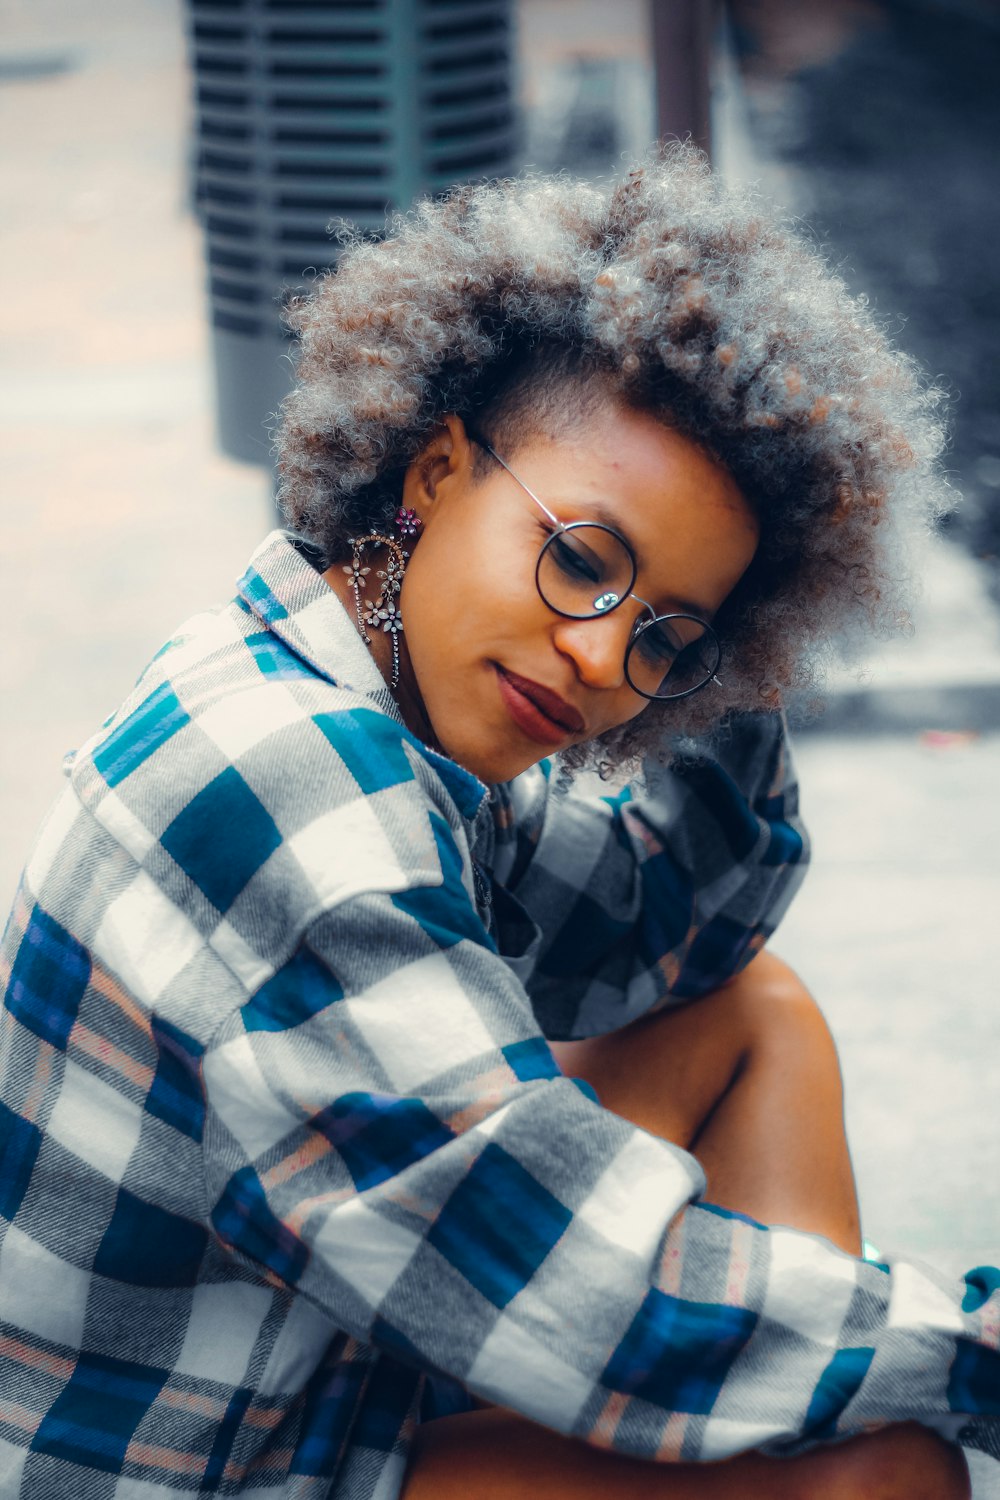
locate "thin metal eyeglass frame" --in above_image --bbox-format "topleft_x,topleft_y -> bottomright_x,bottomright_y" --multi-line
468,433 -> 722,701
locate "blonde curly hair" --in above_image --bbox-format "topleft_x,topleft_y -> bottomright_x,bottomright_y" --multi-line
276,146 -> 948,767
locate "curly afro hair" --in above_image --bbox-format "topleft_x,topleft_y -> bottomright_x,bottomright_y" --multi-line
276,145 -> 949,769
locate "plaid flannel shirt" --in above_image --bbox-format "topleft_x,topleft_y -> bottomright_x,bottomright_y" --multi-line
1,530 -> 996,1499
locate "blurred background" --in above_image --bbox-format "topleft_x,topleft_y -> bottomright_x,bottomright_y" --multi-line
1,2 -> 998,1484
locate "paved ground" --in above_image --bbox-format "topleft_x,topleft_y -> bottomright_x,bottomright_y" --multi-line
778,726 -> 1000,1276
1,1 -> 998,1489
0,0 -> 269,904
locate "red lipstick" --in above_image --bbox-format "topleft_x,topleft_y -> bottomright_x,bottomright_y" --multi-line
495,666 -> 585,745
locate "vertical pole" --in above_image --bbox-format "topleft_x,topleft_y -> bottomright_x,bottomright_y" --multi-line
651,0 -> 716,160
387,0 -> 422,211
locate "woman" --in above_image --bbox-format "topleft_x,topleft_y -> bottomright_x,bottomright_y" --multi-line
0,151 -> 993,1498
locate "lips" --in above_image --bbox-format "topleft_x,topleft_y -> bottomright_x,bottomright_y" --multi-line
495,666 -> 585,743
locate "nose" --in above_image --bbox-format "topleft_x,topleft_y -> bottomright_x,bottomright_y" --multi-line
551,608 -> 636,692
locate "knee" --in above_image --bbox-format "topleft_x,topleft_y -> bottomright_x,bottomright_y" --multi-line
720,951 -> 843,1082
724,949 -> 824,1023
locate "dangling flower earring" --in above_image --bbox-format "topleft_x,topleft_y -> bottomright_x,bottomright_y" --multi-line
342,509 -> 422,691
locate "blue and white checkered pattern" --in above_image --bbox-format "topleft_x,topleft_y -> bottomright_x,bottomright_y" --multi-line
1,531 -> 996,1497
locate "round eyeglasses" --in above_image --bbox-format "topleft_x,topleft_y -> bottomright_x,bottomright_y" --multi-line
470,434 -> 722,702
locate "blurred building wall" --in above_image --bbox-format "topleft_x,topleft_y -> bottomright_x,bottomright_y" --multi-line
729,0 -> 1000,574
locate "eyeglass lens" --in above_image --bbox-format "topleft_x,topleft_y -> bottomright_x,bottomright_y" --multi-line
536,522 -> 719,700
536,523 -> 637,620
624,614 -> 721,700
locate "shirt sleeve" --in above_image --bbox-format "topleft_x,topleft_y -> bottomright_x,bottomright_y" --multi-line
201,841 -> 1000,1465
490,710 -> 809,1039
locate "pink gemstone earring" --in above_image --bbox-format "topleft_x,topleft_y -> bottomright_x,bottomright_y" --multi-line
395,505 -> 422,538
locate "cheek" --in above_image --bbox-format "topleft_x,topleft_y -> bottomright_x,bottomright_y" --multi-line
404,526 -> 539,659
400,547 -> 453,656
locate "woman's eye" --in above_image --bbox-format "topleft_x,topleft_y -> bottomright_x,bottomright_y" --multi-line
634,621 -> 681,665
550,533 -> 603,585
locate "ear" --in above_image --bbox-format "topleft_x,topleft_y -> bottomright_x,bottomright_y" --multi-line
401,413 -> 474,523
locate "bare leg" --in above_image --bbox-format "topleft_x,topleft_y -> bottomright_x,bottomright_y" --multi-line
402,1408 -> 969,1500
551,950 -> 861,1251
402,953 -> 968,1498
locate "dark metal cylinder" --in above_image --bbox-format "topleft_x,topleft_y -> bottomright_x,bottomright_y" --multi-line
651,0 -> 715,159
186,0 -> 517,464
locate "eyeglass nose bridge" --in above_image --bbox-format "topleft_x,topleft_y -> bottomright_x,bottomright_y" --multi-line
626,592 -> 658,636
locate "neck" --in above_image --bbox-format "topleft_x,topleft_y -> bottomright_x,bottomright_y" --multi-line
321,559 -> 440,751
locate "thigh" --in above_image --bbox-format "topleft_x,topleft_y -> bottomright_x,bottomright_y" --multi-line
401,1407 -> 969,1500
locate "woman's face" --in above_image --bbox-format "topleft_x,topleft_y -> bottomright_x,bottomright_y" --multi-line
394,403 -> 759,784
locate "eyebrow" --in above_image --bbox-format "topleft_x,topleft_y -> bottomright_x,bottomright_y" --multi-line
544,491 -> 645,566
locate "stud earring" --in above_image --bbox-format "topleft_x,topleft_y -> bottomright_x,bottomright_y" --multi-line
343,526 -> 412,691
395,505 -> 422,538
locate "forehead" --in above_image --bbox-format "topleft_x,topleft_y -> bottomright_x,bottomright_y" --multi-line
506,404 -> 759,613
530,406 -> 755,538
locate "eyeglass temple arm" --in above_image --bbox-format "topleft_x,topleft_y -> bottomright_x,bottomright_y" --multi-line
466,430 -> 562,528
471,430 -> 657,637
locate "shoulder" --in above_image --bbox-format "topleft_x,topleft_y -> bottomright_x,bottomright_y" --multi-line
67,599 -> 483,984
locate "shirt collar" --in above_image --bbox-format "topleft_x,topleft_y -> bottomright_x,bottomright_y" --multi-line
237,530 -> 490,823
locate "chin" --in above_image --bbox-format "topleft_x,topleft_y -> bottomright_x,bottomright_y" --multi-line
434,726 -> 534,786
417,673 -> 531,785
